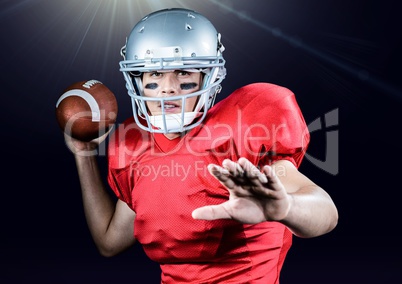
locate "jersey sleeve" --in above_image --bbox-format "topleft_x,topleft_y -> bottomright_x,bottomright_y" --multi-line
215,82 -> 310,168
106,117 -> 150,210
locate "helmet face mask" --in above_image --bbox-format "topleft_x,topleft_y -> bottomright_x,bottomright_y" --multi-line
120,8 -> 226,133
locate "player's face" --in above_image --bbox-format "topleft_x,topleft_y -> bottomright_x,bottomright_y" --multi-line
142,70 -> 202,116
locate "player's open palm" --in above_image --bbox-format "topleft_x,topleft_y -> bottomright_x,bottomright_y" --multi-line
192,157 -> 291,224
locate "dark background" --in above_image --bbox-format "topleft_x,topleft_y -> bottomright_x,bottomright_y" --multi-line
2,0 -> 401,283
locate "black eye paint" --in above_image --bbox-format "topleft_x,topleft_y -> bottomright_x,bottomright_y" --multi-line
145,83 -> 158,89
180,83 -> 198,90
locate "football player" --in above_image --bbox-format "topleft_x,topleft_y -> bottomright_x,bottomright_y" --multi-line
64,8 -> 338,283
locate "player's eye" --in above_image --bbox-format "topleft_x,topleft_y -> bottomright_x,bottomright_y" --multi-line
177,71 -> 190,76
150,71 -> 162,77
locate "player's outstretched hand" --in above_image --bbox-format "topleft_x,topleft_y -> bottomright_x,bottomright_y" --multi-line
192,157 -> 291,224
64,126 -> 114,156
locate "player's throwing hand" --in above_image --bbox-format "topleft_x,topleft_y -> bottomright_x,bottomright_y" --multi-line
192,157 -> 292,224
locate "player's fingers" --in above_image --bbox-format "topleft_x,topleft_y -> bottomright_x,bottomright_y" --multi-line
63,132 -> 98,156
221,158 -> 263,186
207,164 -> 236,189
217,158 -> 267,189
208,164 -> 253,198
237,157 -> 268,184
261,165 -> 282,191
221,159 -> 245,177
91,125 -> 114,144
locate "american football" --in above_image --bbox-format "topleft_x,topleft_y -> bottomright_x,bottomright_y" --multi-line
55,80 -> 118,141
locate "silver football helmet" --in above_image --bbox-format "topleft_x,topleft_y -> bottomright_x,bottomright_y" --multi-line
120,8 -> 226,133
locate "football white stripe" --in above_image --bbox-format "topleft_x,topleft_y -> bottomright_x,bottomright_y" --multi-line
55,89 -> 101,122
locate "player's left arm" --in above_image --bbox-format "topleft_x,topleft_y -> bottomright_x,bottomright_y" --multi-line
192,157 -> 338,238
269,159 -> 338,238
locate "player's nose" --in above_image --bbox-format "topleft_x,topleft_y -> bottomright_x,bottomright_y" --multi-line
160,74 -> 179,96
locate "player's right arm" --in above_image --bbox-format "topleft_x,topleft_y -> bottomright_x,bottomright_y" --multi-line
65,133 -> 136,257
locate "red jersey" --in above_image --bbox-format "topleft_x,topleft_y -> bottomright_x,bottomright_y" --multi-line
107,83 -> 310,283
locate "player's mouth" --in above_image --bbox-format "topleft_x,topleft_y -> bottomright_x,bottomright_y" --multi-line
160,102 -> 181,113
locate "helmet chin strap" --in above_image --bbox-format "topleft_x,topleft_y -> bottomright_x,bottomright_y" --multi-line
147,112 -> 202,132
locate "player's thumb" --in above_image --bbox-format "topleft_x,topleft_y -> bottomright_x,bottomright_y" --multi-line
192,204 -> 231,221
92,125 -> 114,144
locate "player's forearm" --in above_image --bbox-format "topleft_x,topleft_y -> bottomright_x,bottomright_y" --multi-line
280,185 -> 338,238
74,154 -> 116,249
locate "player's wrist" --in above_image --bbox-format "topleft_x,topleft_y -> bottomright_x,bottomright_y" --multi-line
73,148 -> 99,160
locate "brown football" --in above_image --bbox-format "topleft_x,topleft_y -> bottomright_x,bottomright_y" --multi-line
55,80 -> 118,141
